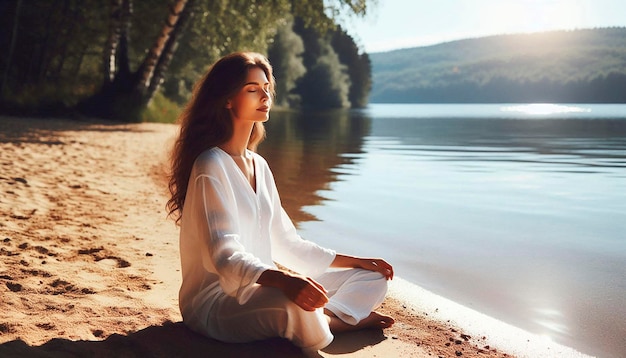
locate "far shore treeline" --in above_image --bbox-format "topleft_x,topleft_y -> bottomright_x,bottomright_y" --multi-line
370,28 -> 626,104
0,0 -> 373,122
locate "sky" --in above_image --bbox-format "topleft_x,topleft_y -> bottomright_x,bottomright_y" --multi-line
344,0 -> 626,53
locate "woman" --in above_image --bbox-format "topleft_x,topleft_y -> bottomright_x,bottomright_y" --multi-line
167,52 -> 394,353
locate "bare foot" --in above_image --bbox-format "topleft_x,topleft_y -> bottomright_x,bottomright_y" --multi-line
325,310 -> 395,333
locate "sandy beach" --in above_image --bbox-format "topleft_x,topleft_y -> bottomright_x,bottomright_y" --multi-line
0,115 -> 520,357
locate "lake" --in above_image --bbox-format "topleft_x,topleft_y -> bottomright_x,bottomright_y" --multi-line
257,103 -> 626,358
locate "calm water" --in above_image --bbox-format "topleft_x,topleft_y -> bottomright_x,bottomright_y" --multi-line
258,104 -> 626,358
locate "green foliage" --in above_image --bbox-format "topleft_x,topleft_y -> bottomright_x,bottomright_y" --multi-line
370,28 -> 626,103
297,41 -> 351,109
0,0 -> 375,119
163,0 -> 289,104
0,0 -> 108,98
267,18 -> 307,108
290,0 -> 373,34
0,82 -> 81,116
141,91 -> 181,123
331,26 -> 371,107
161,0 -> 375,108
289,17 -> 370,109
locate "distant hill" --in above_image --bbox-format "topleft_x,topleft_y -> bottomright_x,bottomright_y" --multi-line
369,28 -> 626,103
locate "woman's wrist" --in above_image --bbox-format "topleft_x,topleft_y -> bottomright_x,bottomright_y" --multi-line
330,254 -> 361,268
331,254 -> 394,280
257,269 -> 287,289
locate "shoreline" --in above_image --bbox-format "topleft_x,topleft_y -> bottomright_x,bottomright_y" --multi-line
387,278 -> 592,358
0,116 -> 590,357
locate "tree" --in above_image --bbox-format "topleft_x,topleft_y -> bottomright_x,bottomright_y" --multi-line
331,26 -> 371,108
0,0 -> 108,114
292,17 -> 369,109
267,19 -> 307,108
296,40 -> 351,109
1,0 -> 21,96
78,0 -> 192,120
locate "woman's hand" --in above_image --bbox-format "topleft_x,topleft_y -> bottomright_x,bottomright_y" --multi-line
331,254 -> 394,280
257,270 -> 328,311
356,258 -> 394,280
281,273 -> 329,311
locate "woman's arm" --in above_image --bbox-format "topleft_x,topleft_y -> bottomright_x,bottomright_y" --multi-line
263,159 -> 336,277
331,254 -> 394,280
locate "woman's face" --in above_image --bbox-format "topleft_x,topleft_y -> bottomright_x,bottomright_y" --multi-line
226,67 -> 271,124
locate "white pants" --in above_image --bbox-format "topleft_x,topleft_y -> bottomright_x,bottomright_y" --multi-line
189,268 -> 388,351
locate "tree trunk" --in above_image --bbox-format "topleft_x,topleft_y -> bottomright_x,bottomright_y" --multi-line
117,0 -> 133,80
77,0 -> 136,119
136,0 -> 188,96
1,0 -> 22,95
78,0 -> 190,121
36,1 -> 61,83
145,0 -> 195,105
103,0 -> 124,84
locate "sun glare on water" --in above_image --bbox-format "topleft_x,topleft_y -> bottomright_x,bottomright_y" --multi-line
500,103 -> 591,115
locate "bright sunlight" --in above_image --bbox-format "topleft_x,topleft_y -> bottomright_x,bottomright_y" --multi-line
489,0 -> 584,33
501,103 -> 592,115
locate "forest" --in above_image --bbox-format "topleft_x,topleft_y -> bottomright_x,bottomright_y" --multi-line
0,0 -> 372,122
369,28 -> 626,103
3,2 -> 625,122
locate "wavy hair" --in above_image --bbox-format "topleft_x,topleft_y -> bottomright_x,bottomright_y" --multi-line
167,52 -> 275,223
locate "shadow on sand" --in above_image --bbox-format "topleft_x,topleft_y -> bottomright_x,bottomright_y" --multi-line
0,321 -> 387,358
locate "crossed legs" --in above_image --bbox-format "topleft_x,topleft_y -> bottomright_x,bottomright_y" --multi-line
188,268 -> 393,351
315,268 -> 394,333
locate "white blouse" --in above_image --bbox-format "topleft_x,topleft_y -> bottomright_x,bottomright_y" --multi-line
178,147 -> 336,319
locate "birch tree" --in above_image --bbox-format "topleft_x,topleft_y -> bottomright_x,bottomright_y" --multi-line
79,0 -> 193,119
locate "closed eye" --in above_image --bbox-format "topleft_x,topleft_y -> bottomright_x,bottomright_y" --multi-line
244,81 -> 270,93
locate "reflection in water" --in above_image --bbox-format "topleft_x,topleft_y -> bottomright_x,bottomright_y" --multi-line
259,104 -> 626,358
533,307 -> 568,335
258,110 -> 369,224
369,116 -> 626,175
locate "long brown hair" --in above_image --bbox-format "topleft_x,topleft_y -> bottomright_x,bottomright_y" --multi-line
167,52 -> 275,223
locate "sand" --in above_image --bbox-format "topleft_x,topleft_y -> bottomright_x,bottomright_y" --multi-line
0,115 -> 512,357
